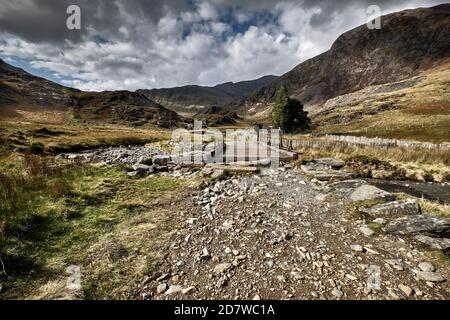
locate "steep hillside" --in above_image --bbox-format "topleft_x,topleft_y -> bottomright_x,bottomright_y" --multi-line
71,91 -> 186,128
137,75 -> 277,114
0,59 -> 188,128
231,4 -> 450,120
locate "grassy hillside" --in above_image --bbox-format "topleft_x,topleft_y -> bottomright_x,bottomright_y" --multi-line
311,63 -> 450,143
0,122 -> 171,155
0,123 -> 195,299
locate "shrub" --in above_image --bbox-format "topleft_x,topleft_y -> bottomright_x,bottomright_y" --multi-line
29,142 -> 45,154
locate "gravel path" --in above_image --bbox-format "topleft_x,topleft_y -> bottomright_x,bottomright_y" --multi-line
138,165 -> 450,300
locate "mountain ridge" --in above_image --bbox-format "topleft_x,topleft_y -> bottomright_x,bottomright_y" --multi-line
229,4 -> 450,116
0,59 -> 189,127
137,75 -> 277,114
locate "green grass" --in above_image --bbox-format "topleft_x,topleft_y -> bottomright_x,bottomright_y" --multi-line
0,122 -> 171,155
0,154 -> 190,299
367,222 -> 384,234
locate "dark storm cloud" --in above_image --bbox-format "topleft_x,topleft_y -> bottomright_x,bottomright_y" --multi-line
0,0 -> 440,43
0,0 -> 448,91
0,0 -> 193,43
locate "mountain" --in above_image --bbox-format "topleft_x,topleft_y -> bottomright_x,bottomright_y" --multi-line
137,75 -> 277,114
229,4 -> 450,141
0,59 -> 188,127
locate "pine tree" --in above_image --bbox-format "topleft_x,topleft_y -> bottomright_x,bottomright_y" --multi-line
272,86 -> 310,133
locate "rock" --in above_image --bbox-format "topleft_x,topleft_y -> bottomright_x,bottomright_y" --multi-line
351,244 -> 364,252
345,274 -> 358,281
315,194 -> 327,202
388,289 -> 401,300
216,276 -> 228,288
418,262 -> 435,272
398,284 -> 413,297
315,158 -> 346,169
350,185 -> 395,202
201,248 -> 211,260
127,171 -> 141,178
417,271 -> 445,283
154,165 -> 168,173
373,218 -> 387,225
330,179 -> 366,190
156,274 -> 170,282
251,159 -> 271,167
300,165 -> 315,173
165,285 -> 183,295
132,163 -> 151,171
315,172 -> 353,182
153,155 -> 170,166
213,263 -> 232,274
331,289 -> 344,298
253,295 -> 261,300
414,235 -> 450,250
157,283 -> 168,294
137,156 -> 153,166
360,199 -> 421,218
360,226 -> 375,237
211,170 -> 226,181
384,215 -> 450,235
182,286 -> 196,295
201,167 -> 214,176
385,259 -> 405,271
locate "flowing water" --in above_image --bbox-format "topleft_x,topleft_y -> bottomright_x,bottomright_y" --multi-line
368,179 -> 450,204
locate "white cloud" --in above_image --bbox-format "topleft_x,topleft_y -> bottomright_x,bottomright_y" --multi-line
0,0 -> 448,92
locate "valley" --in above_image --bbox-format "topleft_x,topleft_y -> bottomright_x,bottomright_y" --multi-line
0,4 -> 449,301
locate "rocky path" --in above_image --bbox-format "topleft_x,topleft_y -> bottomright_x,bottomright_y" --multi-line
138,165 -> 449,300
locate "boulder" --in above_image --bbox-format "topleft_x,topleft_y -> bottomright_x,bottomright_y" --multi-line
201,166 -> 215,177
211,170 -> 226,181
315,158 -> 346,169
314,172 -> 353,182
360,199 -> 421,218
137,155 -> 153,166
350,185 -> 395,202
129,164 -> 155,177
152,155 -> 171,166
384,215 -> 450,235
417,271 -> 445,283
132,163 -> 152,172
330,179 -> 366,190
250,159 -> 272,167
414,235 -> 450,250
154,165 -> 168,173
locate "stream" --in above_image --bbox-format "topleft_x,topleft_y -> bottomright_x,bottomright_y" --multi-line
368,179 -> 450,204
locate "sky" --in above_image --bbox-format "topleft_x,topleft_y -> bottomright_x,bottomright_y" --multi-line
0,0 -> 448,92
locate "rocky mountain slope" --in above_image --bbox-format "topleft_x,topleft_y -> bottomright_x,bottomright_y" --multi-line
229,4 -> 450,134
0,59 -> 188,127
137,75 -> 277,114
